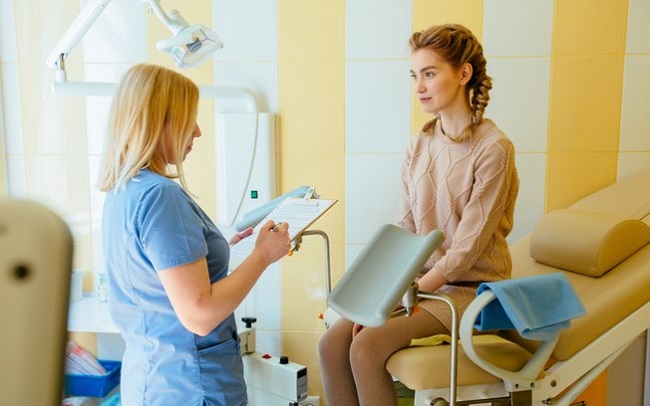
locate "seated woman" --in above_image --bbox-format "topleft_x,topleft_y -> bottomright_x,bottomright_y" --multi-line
318,23 -> 519,406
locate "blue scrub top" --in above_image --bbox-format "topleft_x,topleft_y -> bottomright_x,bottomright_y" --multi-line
102,170 -> 246,406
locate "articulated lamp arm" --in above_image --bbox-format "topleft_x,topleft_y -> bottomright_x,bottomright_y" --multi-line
46,0 -> 222,76
45,0 -> 113,74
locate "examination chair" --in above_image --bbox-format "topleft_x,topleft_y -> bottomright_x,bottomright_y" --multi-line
328,171 -> 650,406
0,199 -> 73,405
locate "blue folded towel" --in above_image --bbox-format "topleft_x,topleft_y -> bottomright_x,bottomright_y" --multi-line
474,273 -> 586,341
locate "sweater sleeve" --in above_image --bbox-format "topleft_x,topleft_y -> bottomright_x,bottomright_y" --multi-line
396,138 -> 417,233
432,137 -> 517,282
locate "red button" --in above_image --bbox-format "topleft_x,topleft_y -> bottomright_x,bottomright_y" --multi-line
262,353 -> 272,359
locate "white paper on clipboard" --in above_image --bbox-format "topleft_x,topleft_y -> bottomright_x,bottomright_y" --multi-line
229,197 -> 337,269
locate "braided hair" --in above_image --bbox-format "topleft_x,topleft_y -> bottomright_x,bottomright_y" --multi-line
409,24 -> 492,141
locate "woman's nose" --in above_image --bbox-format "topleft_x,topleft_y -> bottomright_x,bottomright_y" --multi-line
415,78 -> 425,93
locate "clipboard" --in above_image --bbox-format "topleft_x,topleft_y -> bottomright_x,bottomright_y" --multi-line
258,197 -> 337,242
229,196 -> 337,269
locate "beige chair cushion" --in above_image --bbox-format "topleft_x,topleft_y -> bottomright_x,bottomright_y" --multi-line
530,209 -> 650,277
386,335 -> 538,390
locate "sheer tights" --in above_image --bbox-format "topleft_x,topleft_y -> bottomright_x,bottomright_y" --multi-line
319,310 -> 448,406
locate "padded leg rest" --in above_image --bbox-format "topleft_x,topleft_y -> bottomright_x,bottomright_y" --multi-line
386,335 -> 540,390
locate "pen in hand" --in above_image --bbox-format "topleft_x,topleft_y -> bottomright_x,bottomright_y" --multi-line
270,222 -> 292,256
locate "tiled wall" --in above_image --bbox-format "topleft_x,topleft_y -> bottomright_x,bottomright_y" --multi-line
212,0 -> 284,356
482,0 -> 553,237
546,0 -> 628,211
2,0 -> 650,403
620,0 -> 650,178
276,0 -> 346,393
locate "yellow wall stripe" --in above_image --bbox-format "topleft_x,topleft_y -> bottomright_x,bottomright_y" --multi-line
278,0 -> 346,398
546,0 -> 629,211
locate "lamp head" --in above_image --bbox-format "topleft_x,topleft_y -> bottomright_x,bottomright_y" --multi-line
156,9 -> 223,68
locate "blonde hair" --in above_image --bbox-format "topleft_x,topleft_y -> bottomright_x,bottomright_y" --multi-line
98,63 -> 199,192
409,24 -> 492,141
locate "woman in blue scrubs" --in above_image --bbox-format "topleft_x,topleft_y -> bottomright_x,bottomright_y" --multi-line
98,64 -> 290,406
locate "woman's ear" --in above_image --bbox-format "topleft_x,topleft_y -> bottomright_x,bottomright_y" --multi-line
460,63 -> 473,86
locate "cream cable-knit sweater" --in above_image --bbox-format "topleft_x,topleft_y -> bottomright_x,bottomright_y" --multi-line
397,118 -> 519,285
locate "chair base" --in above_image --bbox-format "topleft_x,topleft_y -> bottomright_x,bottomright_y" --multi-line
415,387 -> 532,406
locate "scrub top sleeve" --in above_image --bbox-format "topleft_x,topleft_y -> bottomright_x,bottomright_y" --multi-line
138,184 -> 209,271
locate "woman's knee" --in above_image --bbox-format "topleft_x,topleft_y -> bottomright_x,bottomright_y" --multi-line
318,323 -> 351,362
348,332 -> 389,371
318,329 -> 335,359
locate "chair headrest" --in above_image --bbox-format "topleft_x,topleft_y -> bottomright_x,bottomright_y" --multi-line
530,209 -> 650,277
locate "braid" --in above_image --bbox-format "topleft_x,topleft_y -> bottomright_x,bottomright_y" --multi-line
470,74 -> 492,126
463,30 -> 492,131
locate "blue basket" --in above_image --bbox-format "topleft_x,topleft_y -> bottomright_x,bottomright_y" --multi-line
65,360 -> 121,397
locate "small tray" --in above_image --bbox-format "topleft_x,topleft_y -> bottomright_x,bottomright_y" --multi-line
65,360 -> 121,397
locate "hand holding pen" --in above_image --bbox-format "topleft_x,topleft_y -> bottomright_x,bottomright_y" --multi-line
271,222 -> 294,256
272,222 -> 286,232
253,220 -> 291,264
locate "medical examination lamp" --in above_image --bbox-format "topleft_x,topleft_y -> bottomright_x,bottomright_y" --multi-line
147,0 -> 223,69
46,0 -> 222,74
44,0 -> 257,109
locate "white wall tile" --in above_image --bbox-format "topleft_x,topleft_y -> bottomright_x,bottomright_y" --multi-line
84,95 -> 112,155
213,0 -> 277,62
345,154 -> 403,244
510,152 -> 546,243
483,0 -> 554,57
213,62 -> 278,113
626,0 -> 650,54
618,152 -> 650,181
252,262 -> 281,329
346,60 -> 411,153
24,155 -> 67,206
92,241 -> 105,277
24,155 -> 91,236
39,96 -> 92,154
252,330 -> 281,356
80,0 -> 147,64
6,155 -> 26,197
485,57 -> 550,153
1,64 -> 23,154
87,155 -> 104,240
0,0 -> 18,63
620,55 -> 650,151
346,0 -> 412,60
345,244 -> 364,270
81,64 -> 129,155
238,262 -> 281,330
83,62 -> 131,83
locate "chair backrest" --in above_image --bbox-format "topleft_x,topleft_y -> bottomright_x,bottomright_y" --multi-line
0,199 -> 73,405
327,224 -> 444,327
